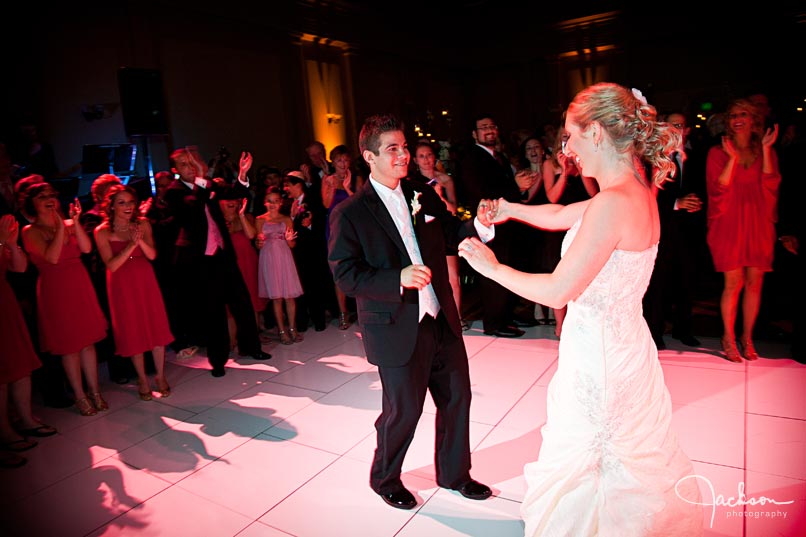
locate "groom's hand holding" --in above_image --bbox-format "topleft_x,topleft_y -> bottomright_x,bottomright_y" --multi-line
401,264 -> 432,290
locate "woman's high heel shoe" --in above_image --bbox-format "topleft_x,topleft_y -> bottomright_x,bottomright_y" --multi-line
739,336 -> 759,361
155,377 -> 171,398
721,337 -> 744,363
138,382 -> 153,401
338,312 -> 350,331
89,392 -> 109,411
278,330 -> 293,345
75,397 -> 97,416
288,328 -> 304,343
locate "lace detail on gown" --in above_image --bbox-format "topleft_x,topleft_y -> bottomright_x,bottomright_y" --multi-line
521,218 -> 703,537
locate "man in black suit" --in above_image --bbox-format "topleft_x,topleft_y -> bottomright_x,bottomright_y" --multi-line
643,112 -> 705,349
457,115 -> 524,337
328,114 -> 492,510
165,147 -> 270,377
300,140 -> 332,195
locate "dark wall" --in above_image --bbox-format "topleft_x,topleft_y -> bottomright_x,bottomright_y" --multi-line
5,5 -> 802,185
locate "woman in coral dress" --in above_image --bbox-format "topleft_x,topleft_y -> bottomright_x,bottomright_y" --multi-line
21,183 -> 108,416
706,98 -> 781,362
459,83 -> 702,536
256,187 -> 303,345
95,185 -> 174,401
1,214 -> 57,460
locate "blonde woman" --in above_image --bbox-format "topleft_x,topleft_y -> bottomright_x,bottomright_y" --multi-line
706,99 -> 780,362
460,83 -> 702,536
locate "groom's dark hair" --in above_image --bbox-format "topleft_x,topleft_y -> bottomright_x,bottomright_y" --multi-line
359,114 -> 404,155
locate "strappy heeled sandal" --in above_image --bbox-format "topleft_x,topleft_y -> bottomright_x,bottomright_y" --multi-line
721,337 -> 744,363
739,336 -> 759,361
155,376 -> 171,398
288,328 -> 304,343
75,397 -> 98,416
278,330 -> 293,345
137,381 -> 153,401
338,312 -> 350,331
89,392 -> 109,411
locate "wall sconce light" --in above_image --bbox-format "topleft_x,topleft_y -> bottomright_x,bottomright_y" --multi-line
326,113 -> 342,124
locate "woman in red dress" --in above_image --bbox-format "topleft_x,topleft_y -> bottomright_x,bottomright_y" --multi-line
95,185 -> 174,400
218,187 -> 267,341
21,183 -> 108,416
706,99 -> 781,362
1,214 -> 57,465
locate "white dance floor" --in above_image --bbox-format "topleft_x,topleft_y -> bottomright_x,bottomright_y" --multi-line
2,322 -> 803,536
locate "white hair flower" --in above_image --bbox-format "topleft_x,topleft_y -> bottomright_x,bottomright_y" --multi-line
631,88 -> 648,106
411,191 -> 422,224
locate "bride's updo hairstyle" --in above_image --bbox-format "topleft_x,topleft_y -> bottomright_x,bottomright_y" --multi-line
566,82 -> 680,188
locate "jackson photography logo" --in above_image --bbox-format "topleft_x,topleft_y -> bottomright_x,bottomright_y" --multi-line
675,475 -> 795,528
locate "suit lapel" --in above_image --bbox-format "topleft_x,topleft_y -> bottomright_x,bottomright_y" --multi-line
362,182 -> 409,259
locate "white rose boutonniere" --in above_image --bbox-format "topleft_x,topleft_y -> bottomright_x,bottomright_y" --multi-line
411,191 -> 422,224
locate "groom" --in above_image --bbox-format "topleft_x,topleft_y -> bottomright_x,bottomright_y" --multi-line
328,114 -> 493,510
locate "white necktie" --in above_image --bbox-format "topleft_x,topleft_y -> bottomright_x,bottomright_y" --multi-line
391,190 -> 440,321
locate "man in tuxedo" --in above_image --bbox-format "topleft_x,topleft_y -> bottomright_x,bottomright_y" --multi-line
300,140 -> 332,194
165,147 -> 270,377
643,112 -> 705,349
457,115 -> 525,337
328,114 -> 492,510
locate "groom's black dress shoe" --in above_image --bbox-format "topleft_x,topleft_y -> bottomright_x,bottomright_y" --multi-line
379,487 -> 417,510
484,325 -> 525,338
455,479 -> 492,500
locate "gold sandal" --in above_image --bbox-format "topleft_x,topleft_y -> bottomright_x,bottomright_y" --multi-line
721,337 -> 743,363
739,336 -> 759,361
75,397 -> 98,416
137,381 -> 153,401
278,330 -> 293,345
289,328 -> 304,343
89,392 -> 109,412
155,376 -> 171,398
338,312 -> 350,330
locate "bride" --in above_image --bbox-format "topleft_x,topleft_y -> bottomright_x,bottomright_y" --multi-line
459,83 -> 703,536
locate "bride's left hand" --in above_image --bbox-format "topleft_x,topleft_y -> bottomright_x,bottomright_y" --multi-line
458,237 -> 498,278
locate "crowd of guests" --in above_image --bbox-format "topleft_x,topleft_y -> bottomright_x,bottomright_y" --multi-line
0,91 -> 802,467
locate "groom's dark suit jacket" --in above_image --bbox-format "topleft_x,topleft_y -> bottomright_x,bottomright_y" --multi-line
327,177 -> 471,367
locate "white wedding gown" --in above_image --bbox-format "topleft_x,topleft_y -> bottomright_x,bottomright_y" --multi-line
521,218 -> 703,537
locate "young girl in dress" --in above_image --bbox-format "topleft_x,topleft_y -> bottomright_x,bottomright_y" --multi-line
21,183 -> 109,416
94,185 -> 173,401
256,187 -> 304,345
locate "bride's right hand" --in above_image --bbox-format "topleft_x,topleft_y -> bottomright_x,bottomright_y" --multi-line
486,198 -> 511,225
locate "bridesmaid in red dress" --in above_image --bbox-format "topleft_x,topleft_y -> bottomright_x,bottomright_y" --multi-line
21,183 -> 108,416
218,186 -> 267,341
94,185 -> 174,401
706,99 -> 781,362
1,215 -> 57,463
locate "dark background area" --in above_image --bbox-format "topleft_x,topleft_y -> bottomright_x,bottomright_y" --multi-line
3,1 -> 803,179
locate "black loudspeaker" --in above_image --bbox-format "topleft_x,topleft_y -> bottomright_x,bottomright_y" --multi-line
118,67 -> 168,136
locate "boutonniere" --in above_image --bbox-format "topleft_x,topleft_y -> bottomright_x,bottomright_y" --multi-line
410,191 -> 422,224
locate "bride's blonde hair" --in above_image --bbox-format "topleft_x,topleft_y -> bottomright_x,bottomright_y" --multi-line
566,82 -> 680,188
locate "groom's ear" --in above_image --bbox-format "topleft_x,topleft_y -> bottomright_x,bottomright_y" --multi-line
362,150 -> 374,167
